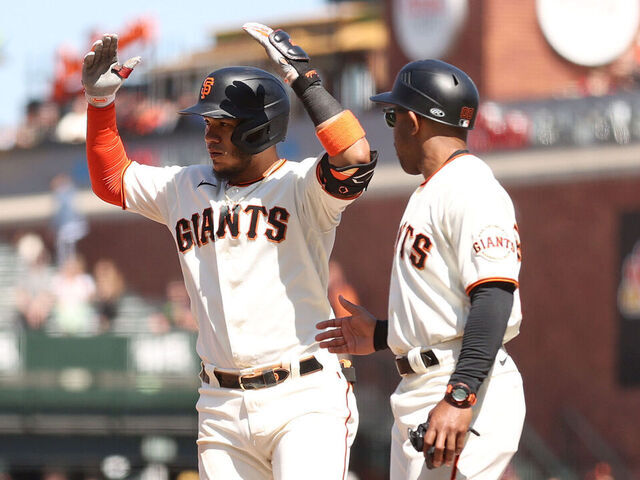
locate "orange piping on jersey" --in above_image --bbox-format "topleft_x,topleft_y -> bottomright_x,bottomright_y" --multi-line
420,151 -> 469,187
465,277 -> 519,296
228,158 -> 287,187
120,161 -> 134,210
341,380 -> 354,480
450,455 -> 460,480
86,103 -> 131,208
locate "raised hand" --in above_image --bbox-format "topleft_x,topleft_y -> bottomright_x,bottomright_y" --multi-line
242,22 -> 319,90
315,296 -> 377,355
82,33 -> 141,107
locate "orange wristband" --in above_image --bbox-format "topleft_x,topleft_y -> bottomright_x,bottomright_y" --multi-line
316,110 -> 365,157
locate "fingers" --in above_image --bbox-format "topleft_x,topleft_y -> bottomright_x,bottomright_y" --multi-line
318,337 -> 347,350
83,51 -> 96,70
91,39 -> 103,66
315,328 -> 340,342
455,430 -> 466,456
315,318 -> 338,330
443,432 -> 457,466
123,56 -> 141,69
319,343 -> 348,354
88,34 -> 118,69
430,430 -> 446,468
242,22 -> 273,43
338,295 -> 360,312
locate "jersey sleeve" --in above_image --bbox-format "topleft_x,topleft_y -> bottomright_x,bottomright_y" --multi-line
445,180 -> 521,295
123,161 -> 185,225
295,155 -> 360,232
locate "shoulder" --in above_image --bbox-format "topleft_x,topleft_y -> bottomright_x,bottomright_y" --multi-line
442,155 -> 503,193
269,156 -> 322,179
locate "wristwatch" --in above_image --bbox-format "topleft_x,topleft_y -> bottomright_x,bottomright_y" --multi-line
445,382 -> 477,408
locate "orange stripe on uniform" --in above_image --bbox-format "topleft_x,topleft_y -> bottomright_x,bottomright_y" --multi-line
341,378 -> 354,480
465,277 -> 519,295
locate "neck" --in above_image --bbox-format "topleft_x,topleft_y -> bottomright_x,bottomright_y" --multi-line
229,146 -> 281,184
419,136 -> 468,179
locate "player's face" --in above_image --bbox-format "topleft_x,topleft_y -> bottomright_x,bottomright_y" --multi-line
386,107 -> 421,175
204,117 -> 253,180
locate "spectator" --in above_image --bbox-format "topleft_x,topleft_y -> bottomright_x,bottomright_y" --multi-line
146,280 -> 197,334
14,233 -> 55,331
50,173 -> 88,266
92,258 -> 126,333
162,280 -> 197,332
42,469 -> 68,480
55,95 -> 87,144
50,254 -> 97,336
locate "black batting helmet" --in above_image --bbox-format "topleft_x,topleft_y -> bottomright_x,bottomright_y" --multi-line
180,66 -> 290,154
370,59 -> 479,129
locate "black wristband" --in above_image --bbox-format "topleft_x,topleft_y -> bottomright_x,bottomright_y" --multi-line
373,320 -> 389,351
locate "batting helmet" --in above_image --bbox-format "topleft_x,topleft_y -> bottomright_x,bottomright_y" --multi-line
180,66 -> 290,154
370,59 -> 479,129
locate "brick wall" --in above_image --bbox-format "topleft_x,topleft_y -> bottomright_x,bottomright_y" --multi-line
383,0 -> 596,101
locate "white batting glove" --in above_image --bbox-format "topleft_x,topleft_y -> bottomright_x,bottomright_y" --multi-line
81,33 -> 141,107
243,22 -> 305,85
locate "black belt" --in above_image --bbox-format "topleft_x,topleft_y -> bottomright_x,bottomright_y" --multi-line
395,350 -> 439,375
200,356 -> 323,390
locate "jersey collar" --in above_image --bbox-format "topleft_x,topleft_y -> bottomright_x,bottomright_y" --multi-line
228,158 -> 287,187
420,149 -> 469,187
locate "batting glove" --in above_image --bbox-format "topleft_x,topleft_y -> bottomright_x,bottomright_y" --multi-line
82,33 -> 141,107
242,22 -> 321,96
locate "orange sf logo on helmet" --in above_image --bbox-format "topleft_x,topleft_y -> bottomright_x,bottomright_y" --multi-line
200,77 -> 215,99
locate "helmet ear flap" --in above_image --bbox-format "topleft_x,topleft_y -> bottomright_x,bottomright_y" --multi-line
231,112 -> 289,154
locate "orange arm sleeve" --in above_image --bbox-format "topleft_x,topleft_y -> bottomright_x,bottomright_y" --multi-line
86,103 -> 131,207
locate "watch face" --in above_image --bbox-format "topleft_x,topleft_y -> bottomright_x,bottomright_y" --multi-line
451,387 -> 468,402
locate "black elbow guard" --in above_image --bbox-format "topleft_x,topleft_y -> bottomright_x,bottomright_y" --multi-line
317,151 -> 378,199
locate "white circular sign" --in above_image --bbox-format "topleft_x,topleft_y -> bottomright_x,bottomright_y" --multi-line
392,0 -> 469,60
537,0 -> 640,66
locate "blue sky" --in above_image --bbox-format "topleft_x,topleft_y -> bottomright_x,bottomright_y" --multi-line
0,0 -> 328,128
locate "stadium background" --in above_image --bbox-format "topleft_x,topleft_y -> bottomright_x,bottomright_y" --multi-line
1,0 -> 640,479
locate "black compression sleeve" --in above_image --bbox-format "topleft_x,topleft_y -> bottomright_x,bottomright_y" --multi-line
374,320 -> 389,351
298,84 -> 343,126
448,282 -> 515,393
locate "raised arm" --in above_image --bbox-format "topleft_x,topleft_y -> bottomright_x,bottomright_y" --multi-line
243,22 -> 374,173
82,34 -> 140,206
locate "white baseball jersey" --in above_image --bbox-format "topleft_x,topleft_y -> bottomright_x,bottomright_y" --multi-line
123,155 -> 354,369
387,152 -> 522,355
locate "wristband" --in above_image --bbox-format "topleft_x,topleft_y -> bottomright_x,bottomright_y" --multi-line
85,92 -> 115,108
316,110 -> 366,156
373,320 -> 389,351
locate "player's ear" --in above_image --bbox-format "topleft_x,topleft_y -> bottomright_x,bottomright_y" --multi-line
407,111 -> 421,136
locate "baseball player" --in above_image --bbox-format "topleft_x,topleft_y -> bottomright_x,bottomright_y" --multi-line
316,60 -> 526,479
82,22 -> 377,480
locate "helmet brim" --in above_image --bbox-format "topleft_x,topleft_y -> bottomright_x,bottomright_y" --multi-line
369,91 -> 397,105
178,103 -> 235,118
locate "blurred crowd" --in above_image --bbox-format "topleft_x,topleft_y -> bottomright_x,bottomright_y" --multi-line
4,66 -> 640,154
1,90 -> 190,152
10,230 -> 197,337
